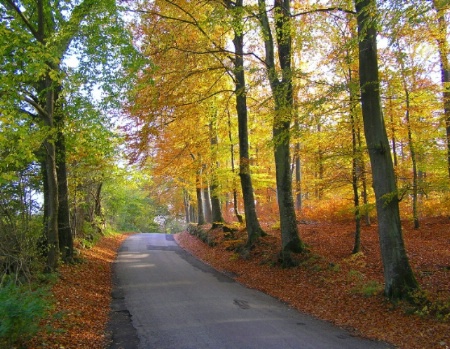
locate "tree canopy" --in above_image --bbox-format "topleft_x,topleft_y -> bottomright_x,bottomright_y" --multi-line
1,0 -> 449,303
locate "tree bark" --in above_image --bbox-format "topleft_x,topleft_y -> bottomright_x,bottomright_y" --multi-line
293,116 -> 302,211
54,89 -> 74,262
433,0 -> 450,179
196,185 -> 205,225
41,75 -> 59,272
203,186 -> 213,223
196,163 -> 205,225
258,0 -> 305,265
210,119 -> 225,224
354,0 -> 418,299
226,0 -> 265,246
183,189 -> 191,223
349,65 -> 361,253
227,109 -> 244,223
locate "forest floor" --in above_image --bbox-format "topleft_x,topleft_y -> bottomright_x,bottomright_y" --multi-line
175,217 -> 450,349
26,233 -> 129,349
26,217 -> 448,349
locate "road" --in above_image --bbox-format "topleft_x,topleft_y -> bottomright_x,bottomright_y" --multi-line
108,233 -> 393,349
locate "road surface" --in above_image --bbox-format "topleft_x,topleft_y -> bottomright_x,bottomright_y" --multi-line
108,233 -> 393,349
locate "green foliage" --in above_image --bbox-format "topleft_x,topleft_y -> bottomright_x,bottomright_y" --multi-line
164,218 -> 186,234
355,280 -> 383,297
348,269 -> 365,281
347,268 -> 383,297
0,283 -> 51,348
0,166 -> 44,284
102,168 -> 166,233
407,289 -> 450,322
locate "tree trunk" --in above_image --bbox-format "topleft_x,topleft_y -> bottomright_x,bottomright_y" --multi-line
358,127 -> 371,226
227,0 -> 265,246
294,115 -> 302,211
44,139 -> 59,272
258,0 -> 305,265
203,186 -> 213,223
316,123 -> 324,199
55,90 -> 74,262
196,186 -> 205,225
196,166 -> 205,225
210,184 -> 224,225
294,143 -> 302,211
227,109 -> 243,223
433,0 -> 450,179
350,106 -> 361,254
56,138 -> 73,262
184,189 -> 191,223
349,66 -> 361,254
354,0 -> 418,300
210,120 -> 225,224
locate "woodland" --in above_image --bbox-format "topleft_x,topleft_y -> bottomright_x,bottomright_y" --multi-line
0,0 -> 449,348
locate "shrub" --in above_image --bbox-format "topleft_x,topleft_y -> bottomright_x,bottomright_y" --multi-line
0,282 -> 50,348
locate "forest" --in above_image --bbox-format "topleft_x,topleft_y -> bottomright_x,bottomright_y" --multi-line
0,0 -> 449,347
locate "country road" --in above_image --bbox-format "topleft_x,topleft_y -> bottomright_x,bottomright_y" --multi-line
108,233 -> 393,349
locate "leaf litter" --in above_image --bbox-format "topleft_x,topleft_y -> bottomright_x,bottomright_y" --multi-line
27,218 -> 449,349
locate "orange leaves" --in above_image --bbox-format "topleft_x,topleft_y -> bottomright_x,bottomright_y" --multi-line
26,234 -> 129,349
176,217 -> 450,349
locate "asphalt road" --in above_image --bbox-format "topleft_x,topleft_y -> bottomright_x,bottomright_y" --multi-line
108,233 -> 393,349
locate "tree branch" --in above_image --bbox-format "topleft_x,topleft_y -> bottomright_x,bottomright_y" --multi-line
292,7 -> 356,17
2,0 -> 39,38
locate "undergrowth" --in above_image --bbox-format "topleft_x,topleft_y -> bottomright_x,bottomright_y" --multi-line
0,280 -> 51,348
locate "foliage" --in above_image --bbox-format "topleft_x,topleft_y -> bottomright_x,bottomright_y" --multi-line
352,280 -> 384,297
0,282 -> 51,348
102,167 -> 166,233
407,289 -> 450,322
0,165 -> 44,284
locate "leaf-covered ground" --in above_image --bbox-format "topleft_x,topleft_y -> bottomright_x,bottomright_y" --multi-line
27,218 -> 448,349
175,217 -> 450,349
27,233 -> 129,349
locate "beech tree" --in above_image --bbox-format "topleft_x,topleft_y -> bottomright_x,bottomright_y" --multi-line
431,0 -> 450,178
354,0 -> 418,299
126,0 -> 267,246
257,0 -> 305,265
224,0 -> 266,246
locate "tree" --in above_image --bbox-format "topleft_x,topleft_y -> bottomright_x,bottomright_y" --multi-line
432,0 -> 450,179
257,0 -> 305,265
126,0 -> 267,246
0,0 -> 137,270
354,0 -> 418,299
0,0 -> 102,270
224,0 -> 266,247
209,110 -> 225,225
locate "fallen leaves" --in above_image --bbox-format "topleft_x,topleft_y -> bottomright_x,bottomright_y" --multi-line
175,217 -> 450,349
26,234 -> 129,349
24,218 -> 449,349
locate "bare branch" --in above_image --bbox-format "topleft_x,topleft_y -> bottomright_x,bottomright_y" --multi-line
292,7 -> 356,17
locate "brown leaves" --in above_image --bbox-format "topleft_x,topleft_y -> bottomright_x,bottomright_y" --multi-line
25,218 -> 449,349
27,234 -> 129,349
176,218 -> 450,349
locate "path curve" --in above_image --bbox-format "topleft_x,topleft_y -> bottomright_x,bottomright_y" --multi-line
108,233 -> 393,349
